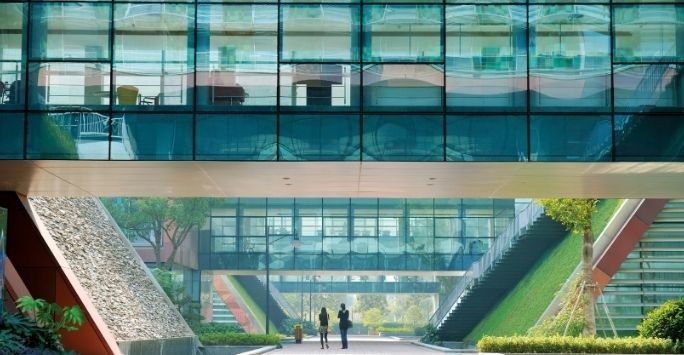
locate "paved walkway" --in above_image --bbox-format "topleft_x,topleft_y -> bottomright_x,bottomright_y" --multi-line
267,336 -> 463,355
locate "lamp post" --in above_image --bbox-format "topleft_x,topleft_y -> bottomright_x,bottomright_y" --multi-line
266,231 -> 301,334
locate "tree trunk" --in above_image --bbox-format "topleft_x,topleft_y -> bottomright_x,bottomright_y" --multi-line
582,227 -> 596,336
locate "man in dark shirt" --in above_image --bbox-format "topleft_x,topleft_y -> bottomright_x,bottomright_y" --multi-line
337,303 -> 350,349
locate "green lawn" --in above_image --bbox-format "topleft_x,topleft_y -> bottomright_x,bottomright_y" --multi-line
464,199 -> 622,342
226,275 -> 279,333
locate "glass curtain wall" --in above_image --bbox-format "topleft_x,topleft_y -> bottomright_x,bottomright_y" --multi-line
4,2 -> 684,161
200,198 -> 514,272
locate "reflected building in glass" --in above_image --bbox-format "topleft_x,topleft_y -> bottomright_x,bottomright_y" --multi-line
1,1 -> 684,162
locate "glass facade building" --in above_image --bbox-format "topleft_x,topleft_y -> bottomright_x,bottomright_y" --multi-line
2,1 -> 684,162
201,198 -> 514,271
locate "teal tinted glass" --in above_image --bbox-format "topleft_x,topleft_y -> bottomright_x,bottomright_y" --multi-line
530,5 -> 611,112
446,5 -> 527,112
614,64 -> 684,112
27,112 -> 110,160
110,113 -> 193,160
363,64 -> 443,111
197,5 -> 277,110
447,115 -> 527,161
28,62 -> 110,109
195,114 -> 277,160
114,4 -> 194,109
280,64 -> 360,111
30,3 -> 110,61
614,5 -> 684,63
0,3 -> 25,110
0,113 -> 24,159
363,5 -> 443,62
530,115 -> 612,161
363,115 -> 443,161
281,5 -> 359,62
615,115 -> 684,161
279,114 -> 361,161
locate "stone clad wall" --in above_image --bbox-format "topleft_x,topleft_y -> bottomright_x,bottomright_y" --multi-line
28,197 -> 193,342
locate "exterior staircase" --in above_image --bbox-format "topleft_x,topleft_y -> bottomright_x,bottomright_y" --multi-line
210,289 -> 239,325
234,275 -> 289,332
432,203 -> 566,340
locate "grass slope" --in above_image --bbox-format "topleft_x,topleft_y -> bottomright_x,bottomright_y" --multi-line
464,199 -> 621,342
227,275 -> 279,333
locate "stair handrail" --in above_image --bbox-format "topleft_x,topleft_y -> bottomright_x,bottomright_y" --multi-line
256,275 -> 299,319
430,202 -> 545,327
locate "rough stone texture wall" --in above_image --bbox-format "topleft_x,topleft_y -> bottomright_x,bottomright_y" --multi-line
29,197 -> 193,341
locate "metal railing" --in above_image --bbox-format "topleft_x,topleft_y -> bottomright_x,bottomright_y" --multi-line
429,202 -> 544,327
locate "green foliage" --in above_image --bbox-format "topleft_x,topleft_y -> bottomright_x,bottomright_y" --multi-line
191,322 -> 244,336
376,326 -> 412,333
281,318 -> 317,336
152,269 -> 203,327
529,278 -> 585,337
401,304 -> 426,327
361,308 -> 384,331
420,324 -> 441,345
35,114 -> 78,159
355,294 -> 388,314
477,335 -> 674,354
199,332 -> 281,346
638,298 -> 684,352
537,199 -> 598,234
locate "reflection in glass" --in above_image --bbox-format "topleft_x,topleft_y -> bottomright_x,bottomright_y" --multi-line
615,115 -> 684,161
614,5 -> 684,63
280,64 -> 360,111
28,63 -> 110,109
0,113 -> 24,159
279,114 -> 360,160
114,4 -> 194,108
27,112 -> 110,160
530,5 -> 611,111
363,64 -> 443,111
0,3 -> 24,109
196,114 -> 277,160
30,3 -> 110,60
363,5 -> 443,62
363,115 -> 443,161
197,5 -> 277,110
614,64 -> 684,112
447,115 -> 527,161
530,115 -> 612,161
110,113 -> 193,160
281,5 -> 359,62
446,5 -> 527,111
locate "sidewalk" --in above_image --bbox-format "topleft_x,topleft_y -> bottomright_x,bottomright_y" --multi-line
266,336 -> 489,355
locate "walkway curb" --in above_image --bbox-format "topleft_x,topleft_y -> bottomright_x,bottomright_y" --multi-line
237,345 -> 277,355
410,341 -> 463,353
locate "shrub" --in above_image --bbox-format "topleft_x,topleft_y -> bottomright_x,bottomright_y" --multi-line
420,324 -> 441,345
199,332 -> 280,346
376,326 -> 412,334
638,298 -> 684,352
281,318 -> 316,336
477,335 -> 674,354
192,322 -> 244,336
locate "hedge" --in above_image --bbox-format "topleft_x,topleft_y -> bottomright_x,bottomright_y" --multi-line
192,322 -> 244,336
200,333 -> 281,346
377,326 -> 413,333
477,336 -> 674,354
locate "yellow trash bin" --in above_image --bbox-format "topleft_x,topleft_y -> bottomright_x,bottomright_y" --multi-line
294,324 -> 303,344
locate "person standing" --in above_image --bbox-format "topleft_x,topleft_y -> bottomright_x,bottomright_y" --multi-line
337,303 -> 350,349
319,307 -> 330,349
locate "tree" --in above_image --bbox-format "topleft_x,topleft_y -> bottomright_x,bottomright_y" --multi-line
355,294 -> 388,314
402,304 -> 426,327
153,269 -> 202,327
361,308 -> 384,332
537,198 -> 598,336
102,197 -> 210,269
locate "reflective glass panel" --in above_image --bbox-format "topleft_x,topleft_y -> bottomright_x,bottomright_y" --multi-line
446,5 -> 527,112
614,5 -> 684,63
114,4 -> 194,109
281,5 -> 359,62
0,3 -> 25,109
196,114 -> 277,160
615,115 -> 684,161
196,5 -> 277,110
28,62 -> 110,109
280,64 -> 360,111
0,113 -> 24,159
363,64 -> 443,112
279,114 -> 361,161
363,5 -> 443,62
30,3 -> 110,61
530,115 -> 612,161
27,112 -> 109,160
614,64 -> 684,112
447,115 -> 527,161
110,113 -> 193,160
530,5 -> 611,112
363,115 -> 443,161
